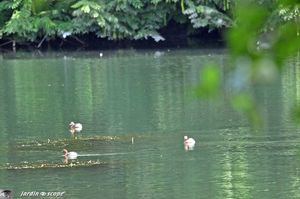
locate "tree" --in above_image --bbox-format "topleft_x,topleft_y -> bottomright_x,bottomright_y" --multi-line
0,0 -> 234,49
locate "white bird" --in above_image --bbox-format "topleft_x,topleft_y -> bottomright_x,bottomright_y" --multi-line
63,149 -> 78,160
184,135 -> 196,150
69,121 -> 83,135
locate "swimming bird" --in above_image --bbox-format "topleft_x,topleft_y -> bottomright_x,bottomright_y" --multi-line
184,135 -> 196,150
63,149 -> 78,160
69,121 -> 83,135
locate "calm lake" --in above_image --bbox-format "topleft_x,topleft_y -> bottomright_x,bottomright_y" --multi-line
0,49 -> 300,199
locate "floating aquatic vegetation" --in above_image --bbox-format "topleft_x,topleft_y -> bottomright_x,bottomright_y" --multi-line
16,135 -> 136,151
2,160 -> 110,170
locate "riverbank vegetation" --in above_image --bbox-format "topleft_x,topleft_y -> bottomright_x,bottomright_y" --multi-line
0,0 -> 231,50
0,0 -> 297,50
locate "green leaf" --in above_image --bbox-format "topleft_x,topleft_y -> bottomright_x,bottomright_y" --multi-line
292,104 -> 300,124
31,0 -> 49,15
195,64 -> 221,98
273,23 -> 300,67
231,94 -> 263,128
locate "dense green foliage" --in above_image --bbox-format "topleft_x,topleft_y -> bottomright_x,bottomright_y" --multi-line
0,0 -> 234,45
0,0 -> 297,47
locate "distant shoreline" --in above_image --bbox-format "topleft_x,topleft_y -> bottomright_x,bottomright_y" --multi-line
0,29 -> 225,52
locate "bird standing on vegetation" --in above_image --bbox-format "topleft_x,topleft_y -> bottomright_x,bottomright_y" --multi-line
69,121 -> 83,136
184,136 -> 196,151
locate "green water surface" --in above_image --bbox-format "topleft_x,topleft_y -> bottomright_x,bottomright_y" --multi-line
0,49 -> 300,199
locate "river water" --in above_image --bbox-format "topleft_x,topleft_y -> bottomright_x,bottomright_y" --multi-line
0,49 -> 300,199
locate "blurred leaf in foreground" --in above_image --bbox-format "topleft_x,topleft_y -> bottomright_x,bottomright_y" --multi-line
292,104 -> 300,124
195,64 -> 221,99
231,94 -> 263,128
